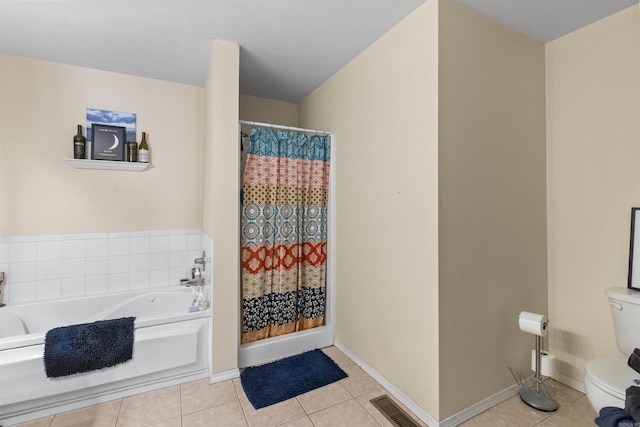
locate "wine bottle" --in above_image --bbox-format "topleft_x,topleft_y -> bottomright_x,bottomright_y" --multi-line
138,132 -> 149,163
127,141 -> 138,162
73,125 -> 86,159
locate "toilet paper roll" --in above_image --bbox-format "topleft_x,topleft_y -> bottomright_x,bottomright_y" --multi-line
531,349 -> 556,377
519,311 -> 549,336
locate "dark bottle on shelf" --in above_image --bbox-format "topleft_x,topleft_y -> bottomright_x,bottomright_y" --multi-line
127,141 -> 138,162
73,125 -> 86,159
138,132 -> 149,163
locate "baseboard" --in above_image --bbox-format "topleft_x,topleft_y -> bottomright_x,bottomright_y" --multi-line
554,372 -> 585,393
334,340 -> 524,427
210,368 -> 240,383
333,340 -> 440,427
439,382 -> 521,427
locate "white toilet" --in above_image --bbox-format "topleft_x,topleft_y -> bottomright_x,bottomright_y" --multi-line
585,287 -> 640,412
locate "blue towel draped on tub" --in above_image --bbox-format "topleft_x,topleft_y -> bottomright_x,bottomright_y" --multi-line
43,317 -> 135,378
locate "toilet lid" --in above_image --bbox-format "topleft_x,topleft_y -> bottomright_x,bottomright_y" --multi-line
586,358 -> 640,399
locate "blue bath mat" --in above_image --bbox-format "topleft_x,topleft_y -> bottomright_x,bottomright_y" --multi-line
240,349 -> 348,409
44,317 -> 135,378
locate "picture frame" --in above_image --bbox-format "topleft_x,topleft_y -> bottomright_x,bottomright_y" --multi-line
91,124 -> 126,161
86,108 -> 136,143
629,207 -> 640,291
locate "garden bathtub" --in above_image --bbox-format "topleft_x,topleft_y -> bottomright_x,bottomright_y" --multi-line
0,288 -> 210,425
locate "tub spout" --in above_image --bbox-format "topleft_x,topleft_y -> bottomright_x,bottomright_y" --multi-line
184,278 -> 205,287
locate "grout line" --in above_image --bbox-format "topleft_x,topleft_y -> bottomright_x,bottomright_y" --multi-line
113,397 -> 124,427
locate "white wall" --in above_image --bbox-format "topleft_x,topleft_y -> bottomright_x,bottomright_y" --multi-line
299,1 -> 441,419
0,54 -> 204,236
546,5 -> 640,387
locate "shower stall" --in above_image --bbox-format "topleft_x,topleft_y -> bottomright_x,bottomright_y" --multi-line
238,120 -> 335,368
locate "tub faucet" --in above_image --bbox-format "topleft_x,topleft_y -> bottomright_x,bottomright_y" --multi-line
194,251 -> 206,271
184,278 -> 205,287
0,272 -> 5,307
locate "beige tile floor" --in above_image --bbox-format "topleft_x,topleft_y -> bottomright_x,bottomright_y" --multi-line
13,346 -> 598,427
459,379 -> 598,427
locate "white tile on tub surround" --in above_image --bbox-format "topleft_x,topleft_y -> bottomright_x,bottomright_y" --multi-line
187,250 -> 203,268
150,269 -> 169,288
150,252 -> 170,271
62,239 -> 86,259
86,275 -> 108,295
36,279 -> 62,300
2,229 -> 209,302
108,273 -> 130,292
109,231 -> 130,239
0,240 -> 10,263
86,257 -> 109,276
8,281 -> 36,303
130,254 -> 150,272
36,260 -> 62,280
10,262 -> 37,283
108,255 -> 130,275
86,238 -> 108,258
62,258 -> 85,278
169,251 -> 187,269
10,235 -> 37,243
108,237 -> 130,257
169,229 -> 188,235
10,241 -> 37,262
37,234 -> 63,241
61,277 -> 86,298
131,236 -> 150,255
187,233 -> 200,251
130,271 -> 150,289
37,240 -> 62,261
149,235 -> 170,253
169,267 -> 187,285
170,234 -> 188,252
86,233 -> 109,239
63,233 -> 87,241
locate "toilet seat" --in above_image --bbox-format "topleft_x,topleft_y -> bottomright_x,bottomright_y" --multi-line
585,357 -> 639,401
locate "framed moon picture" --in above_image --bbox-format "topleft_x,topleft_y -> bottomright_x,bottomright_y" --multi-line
91,124 -> 126,161
629,207 -> 640,291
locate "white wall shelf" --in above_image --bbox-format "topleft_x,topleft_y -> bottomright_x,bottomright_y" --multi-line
64,158 -> 149,171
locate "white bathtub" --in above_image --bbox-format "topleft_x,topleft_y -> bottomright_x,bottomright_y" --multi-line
0,287 -> 210,426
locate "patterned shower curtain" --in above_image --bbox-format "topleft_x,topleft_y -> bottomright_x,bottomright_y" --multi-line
241,126 -> 331,344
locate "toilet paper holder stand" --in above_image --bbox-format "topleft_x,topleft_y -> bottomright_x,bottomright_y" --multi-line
509,334 -> 558,412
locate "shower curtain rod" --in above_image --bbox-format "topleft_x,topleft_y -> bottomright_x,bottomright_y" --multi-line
239,120 -> 331,135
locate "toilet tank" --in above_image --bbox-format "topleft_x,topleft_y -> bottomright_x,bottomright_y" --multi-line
606,287 -> 640,355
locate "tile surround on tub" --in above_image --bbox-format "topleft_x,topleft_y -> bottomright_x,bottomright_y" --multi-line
0,229 -> 212,305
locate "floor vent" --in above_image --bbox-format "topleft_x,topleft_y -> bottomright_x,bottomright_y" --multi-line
370,394 -> 419,427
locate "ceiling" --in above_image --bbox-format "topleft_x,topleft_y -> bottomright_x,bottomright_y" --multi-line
456,0 -> 638,43
1,0 -> 637,103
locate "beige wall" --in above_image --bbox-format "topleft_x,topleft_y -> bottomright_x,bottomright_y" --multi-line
0,54 -> 203,236
546,5 -> 640,386
4,0 -> 637,419
239,94 -> 298,126
438,0 -> 547,417
238,95 -> 299,176
299,1 -> 441,418
203,40 -> 241,374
